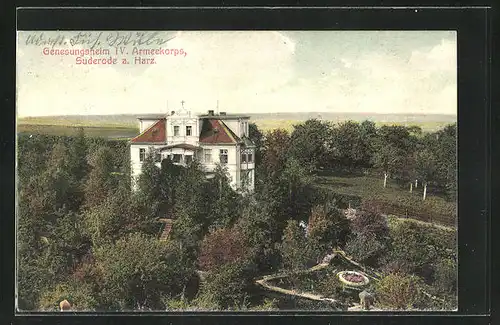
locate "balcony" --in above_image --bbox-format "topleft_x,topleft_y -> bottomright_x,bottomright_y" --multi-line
240,161 -> 255,170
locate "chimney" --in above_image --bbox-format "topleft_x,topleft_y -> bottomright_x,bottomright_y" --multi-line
208,110 -> 214,116
220,112 -> 226,116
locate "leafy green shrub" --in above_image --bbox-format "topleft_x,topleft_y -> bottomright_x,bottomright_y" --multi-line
38,281 -> 99,311
344,232 -> 389,267
375,273 -> 425,310
316,272 -> 344,298
198,226 -> 250,271
250,298 -> 279,311
432,258 -> 457,295
307,203 -> 350,255
196,261 -> 255,310
94,233 -> 195,310
351,209 -> 390,239
279,220 -> 315,270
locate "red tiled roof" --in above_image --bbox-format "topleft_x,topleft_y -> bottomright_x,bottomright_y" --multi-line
199,119 -> 240,144
130,119 -> 166,143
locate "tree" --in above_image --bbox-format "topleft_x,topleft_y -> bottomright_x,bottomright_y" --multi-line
279,220 -> 312,270
329,121 -> 364,169
83,146 -> 117,208
208,164 -> 241,229
371,125 -> 418,187
358,120 -> 378,167
248,122 -> 264,165
433,124 -> 457,200
94,233 -> 195,310
66,127 -> 89,209
136,148 -> 162,214
170,161 -> 213,256
198,226 -> 250,272
345,209 -> 390,266
195,260 -> 255,310
233,202 -> 282,273
414,139 -> 439,201
288,119 -> 331,171
307,203 -> 350,260
279,158 -> 317,222
260,128 -> 291,180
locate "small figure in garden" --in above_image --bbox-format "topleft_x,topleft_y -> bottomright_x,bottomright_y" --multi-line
59,299 -> 71,311
359,290 -> 374,310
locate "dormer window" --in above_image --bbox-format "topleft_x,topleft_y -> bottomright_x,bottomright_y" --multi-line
173,125 -> 180,136
186,126 -> 192,136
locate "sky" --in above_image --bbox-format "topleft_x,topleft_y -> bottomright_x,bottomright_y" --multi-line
16,31 -> 457,117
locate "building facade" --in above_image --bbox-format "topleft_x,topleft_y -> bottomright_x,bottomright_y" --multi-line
130,107 -> 256,192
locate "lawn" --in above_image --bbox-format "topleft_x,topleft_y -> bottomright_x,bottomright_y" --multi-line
314,172 -> 457,227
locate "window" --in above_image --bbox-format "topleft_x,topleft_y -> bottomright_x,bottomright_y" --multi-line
185,155 -> 193,165
139,148 -> 146,162
173,125 -> 180,136
173,154 -> 182,163
241,149 -> 253,163
186,126 -> 192,136
203,149 -> 212,163
154,151 -> 161,163
220,149 -> 228,164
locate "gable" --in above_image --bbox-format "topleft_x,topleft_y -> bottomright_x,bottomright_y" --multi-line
199,119 -> 240,144
130,119 -> 166,143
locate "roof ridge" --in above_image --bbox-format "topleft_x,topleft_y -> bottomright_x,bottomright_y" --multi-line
218,119 -> 239,143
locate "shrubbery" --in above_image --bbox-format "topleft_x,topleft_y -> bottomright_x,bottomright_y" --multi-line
375,273 -> 425,310
198,227 -> 250,272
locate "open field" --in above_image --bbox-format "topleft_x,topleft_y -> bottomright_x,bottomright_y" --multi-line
17,124 -> 138,139
253,119 -> 452,133
315,172 -> 456,227
18,113 -> 455,138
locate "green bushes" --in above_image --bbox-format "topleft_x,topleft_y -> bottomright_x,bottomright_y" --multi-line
375,273 -> 425,310
93,233 -> 196,310
344,209 -> 390,266
198,227 -> 250,272
279,220 -> 314,270
195,261 -> 256,310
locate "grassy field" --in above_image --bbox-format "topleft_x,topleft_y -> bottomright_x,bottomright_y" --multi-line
254,119 -> 452,133
17,124 -> 138,139
315,171 -> 457,227
18,115 -> 453,139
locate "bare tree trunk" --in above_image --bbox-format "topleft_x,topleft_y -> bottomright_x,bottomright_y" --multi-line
383,172 -> 388,188
423,183 -> 427,201
410,183 -> 413,193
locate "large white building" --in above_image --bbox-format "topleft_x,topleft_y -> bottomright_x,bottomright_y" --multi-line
130,106 -> 256,192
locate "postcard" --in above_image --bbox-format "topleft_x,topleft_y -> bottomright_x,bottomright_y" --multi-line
16,30 -> 457,312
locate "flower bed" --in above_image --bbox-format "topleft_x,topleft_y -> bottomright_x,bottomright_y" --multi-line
337,271 -> 369,287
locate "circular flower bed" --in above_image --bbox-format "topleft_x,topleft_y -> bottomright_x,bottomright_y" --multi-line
337,271 -> 370,287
